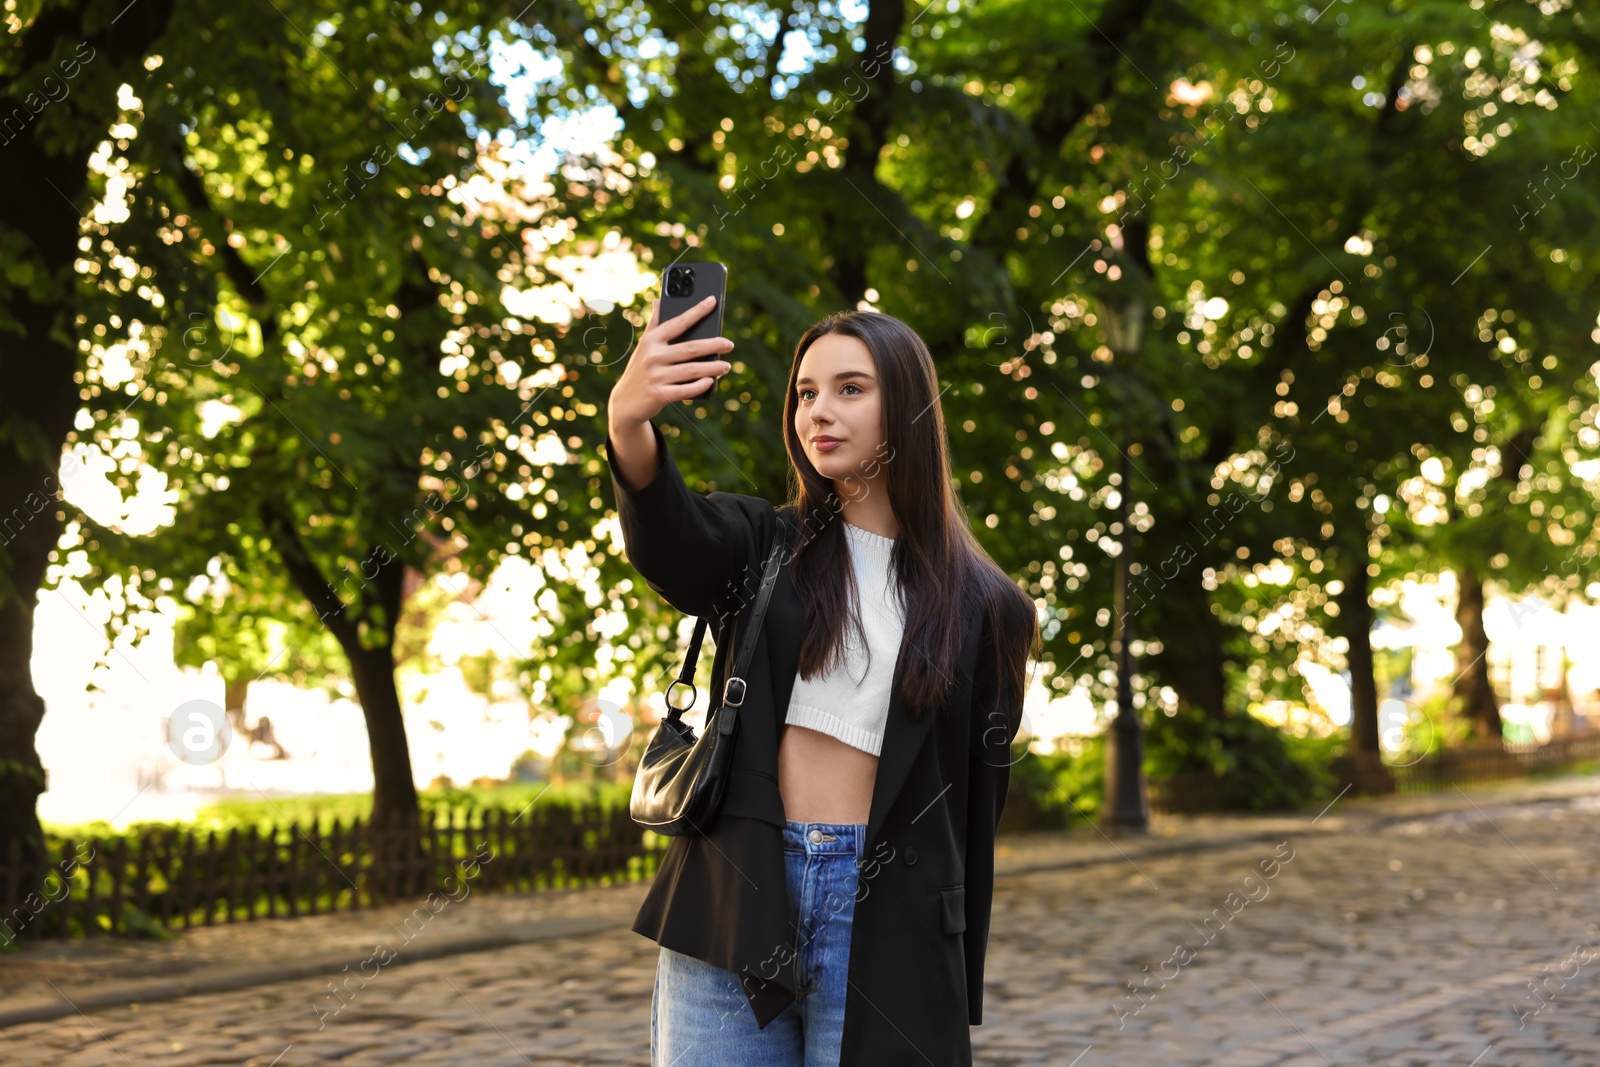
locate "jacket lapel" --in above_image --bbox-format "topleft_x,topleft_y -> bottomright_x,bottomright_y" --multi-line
764,515 -> 984,852
863,593 -> 984,851
862,637 -> 936,852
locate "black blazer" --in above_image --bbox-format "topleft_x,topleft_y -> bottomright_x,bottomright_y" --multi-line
607,419 -> 1026,1066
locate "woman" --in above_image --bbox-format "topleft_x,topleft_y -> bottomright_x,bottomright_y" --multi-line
607,295 -> 1038,1066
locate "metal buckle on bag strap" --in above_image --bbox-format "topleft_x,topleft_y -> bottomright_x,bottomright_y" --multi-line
716,676 -> 748,736
711,516 -> 787,736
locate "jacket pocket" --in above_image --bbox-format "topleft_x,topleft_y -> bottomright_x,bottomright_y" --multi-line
939,884 -> 966,934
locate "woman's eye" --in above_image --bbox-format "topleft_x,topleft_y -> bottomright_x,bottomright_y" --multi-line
797,384 -> 860,400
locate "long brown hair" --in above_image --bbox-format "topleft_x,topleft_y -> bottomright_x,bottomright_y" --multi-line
780,310 -> 1039,724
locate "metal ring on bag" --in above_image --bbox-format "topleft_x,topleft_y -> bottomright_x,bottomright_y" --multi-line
665,678 -> 697,713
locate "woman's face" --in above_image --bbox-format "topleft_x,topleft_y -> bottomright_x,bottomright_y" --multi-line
794,333 -> 887,486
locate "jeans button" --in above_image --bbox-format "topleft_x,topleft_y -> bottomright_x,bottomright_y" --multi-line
809,829 -> 824,844
905,847 -> 919,865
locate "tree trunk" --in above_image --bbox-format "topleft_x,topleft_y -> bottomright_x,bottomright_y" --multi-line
0,193 -> 73,879
1550,648 -> 1575,739
349,645 -> 426,900
347,645 -> 420,830
1149,562 -> 1229,720
1452,564 -> 1503,741
0,85 -> 94,893
258,503 -> 422,822
1338,556 -> 1380,753
0,0 -> 177,911
225,676 -> 251,717
258,498 -> 426,897
1159,645 -> 1227,719
0,596 -> 50,892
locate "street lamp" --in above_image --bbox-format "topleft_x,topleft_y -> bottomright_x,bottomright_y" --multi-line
1099,291 -> 1149,836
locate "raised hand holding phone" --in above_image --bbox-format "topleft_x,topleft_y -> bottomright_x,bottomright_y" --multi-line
607,294 -> 736,491
657,262 -> 729,402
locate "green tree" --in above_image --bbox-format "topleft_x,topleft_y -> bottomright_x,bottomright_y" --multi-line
1,0 -> 612,869
529,0 -> 1600,777
2,0 -> 181,879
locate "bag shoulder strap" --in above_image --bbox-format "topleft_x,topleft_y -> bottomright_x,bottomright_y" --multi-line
716,512 -> 791,732
669,511 -> 791,732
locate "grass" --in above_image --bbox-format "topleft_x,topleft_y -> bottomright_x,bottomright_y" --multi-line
44,779 -> 636,841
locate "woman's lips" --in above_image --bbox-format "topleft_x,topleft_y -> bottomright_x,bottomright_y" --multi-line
813,438 -> 842,452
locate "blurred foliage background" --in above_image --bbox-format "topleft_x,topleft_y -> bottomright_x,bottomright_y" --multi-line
3,0 -> 1599,864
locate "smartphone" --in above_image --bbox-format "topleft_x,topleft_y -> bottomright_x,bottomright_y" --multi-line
659,261 -> 728,401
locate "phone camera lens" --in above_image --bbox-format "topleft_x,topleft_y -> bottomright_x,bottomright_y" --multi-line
666,266 -> 695,298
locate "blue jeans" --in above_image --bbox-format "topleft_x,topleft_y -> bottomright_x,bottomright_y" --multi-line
651,820 -> 865,1067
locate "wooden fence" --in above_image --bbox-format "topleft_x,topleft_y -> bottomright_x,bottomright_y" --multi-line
1389,732 -> 1600,793
0,803 -> 667,945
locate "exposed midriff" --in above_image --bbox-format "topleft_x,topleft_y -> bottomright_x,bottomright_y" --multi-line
776,723 -> 877,824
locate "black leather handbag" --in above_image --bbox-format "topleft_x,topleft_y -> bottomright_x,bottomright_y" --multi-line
629,516 -> 792,836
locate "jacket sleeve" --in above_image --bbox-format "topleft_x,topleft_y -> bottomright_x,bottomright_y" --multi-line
962,608 -> 1024,1026
604,418 -> 760,622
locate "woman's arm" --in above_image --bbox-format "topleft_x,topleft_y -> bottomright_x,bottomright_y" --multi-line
606,296 -> 751,620
609,417 -> 664,495
605,417 -> 766,621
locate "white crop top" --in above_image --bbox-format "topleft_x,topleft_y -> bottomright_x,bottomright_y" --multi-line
784,521 -> 906,756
